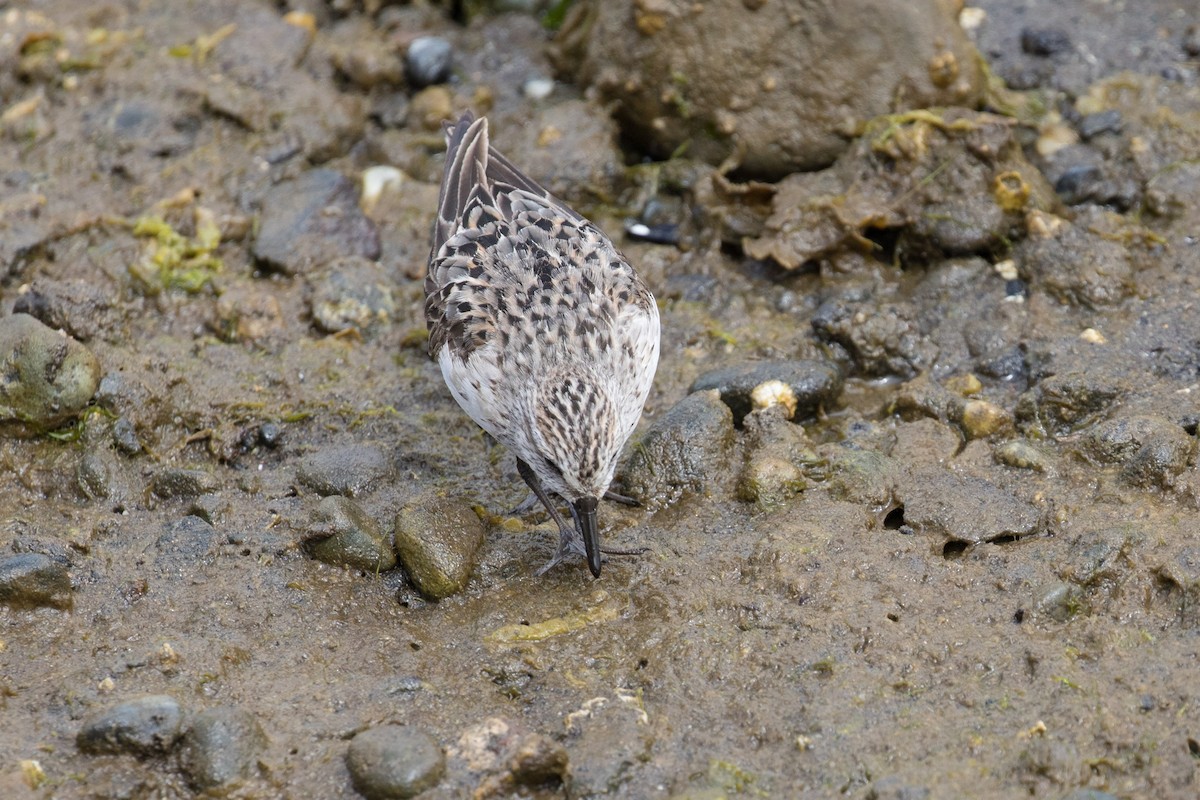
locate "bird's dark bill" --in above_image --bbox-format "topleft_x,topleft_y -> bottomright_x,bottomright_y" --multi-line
574,496 -> 601,578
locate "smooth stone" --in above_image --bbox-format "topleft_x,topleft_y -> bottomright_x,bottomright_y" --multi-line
346,725 -> 445,800
0,313 -> 101,433
689,359 -> 842,424
621,389 -> 736,509
253,169 -> 381,276
112,416 -> 141,454
306,495 -> 396,572
77,450 -> 112,499
310,256 -> 397,336
76,695 -> 183,756
393,498 -> 484,600
405,36 -> 453,88
180,707 -> 268,790
0,553 -> 72,610
1020,27 -> 1072,56
154,515 -> 218,563
150,467 -> 220,500
296,444 -> 393,497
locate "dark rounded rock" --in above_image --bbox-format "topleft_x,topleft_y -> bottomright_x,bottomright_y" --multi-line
1054,165 -> 1104,205
1184,25 -> 1200,58
180,707 -> 268,790
405,36 -> 453,88
621,389 -> 736,508
1078,109 -> 1122,140
393,498 -> 484,600
1020,27 -> 1072,56
689,359 -> 842,425
258,422 -> 282,448
296,444 -> 393,497
346,724 -> 445,800
0,313 -> 101,433
76,695 -> 183,756
0,553 -> 72,610
253,169 -> 382,276
1080,415 -> 1195,489
306,495 -> 396,572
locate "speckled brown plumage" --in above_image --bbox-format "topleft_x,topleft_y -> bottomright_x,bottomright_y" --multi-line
425,112 -> 660,578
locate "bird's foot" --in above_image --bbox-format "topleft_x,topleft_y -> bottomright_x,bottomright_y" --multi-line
509,492 -> 542,517
602,489 -> 640,507
534,523 -> 586,576
599,544 -> 650,557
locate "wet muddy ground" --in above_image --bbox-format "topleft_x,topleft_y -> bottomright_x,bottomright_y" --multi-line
1,1 -> 1199,798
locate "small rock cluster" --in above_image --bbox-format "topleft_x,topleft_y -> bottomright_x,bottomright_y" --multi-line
76,696 -> 267,792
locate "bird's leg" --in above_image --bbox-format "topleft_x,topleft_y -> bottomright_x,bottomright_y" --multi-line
515,459 -> 584,574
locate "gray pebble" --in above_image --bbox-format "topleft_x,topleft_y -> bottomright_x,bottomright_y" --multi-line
1078,109 -> 1122,140
180,707 -> 268,790
77,451 -> 112,500
1020,27 -> 1072,56
310,256 -> 397,336
0,553 -> 72,610
296,444 -> 393,497
306,495 -> 396,572
258,422 -> 282,448
690,359 -> 842,424
393,497 -> 484,600
405,36 -> 453,88
0,313 -> 101,433
346,724 -> 445,800
1054,164 -> 1104,205
76,695 -> 183,756
253,170 -> 382,276
155,515 -> 218,563
150,467 -> 220,500
112,416 -> 141,454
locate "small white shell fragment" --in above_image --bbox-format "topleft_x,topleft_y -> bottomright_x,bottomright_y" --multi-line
959,7 -> 986,32
1080,328 -> 1106,344
360,166 -> 405,214
522,78 -> 555,100
750,379 -> 798,418
993,259 -> 1018,281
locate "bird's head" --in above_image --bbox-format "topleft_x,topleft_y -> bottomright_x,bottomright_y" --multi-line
527,371 -> 623,576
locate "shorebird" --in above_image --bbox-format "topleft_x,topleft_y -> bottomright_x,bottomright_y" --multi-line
425,112 -> 660,578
